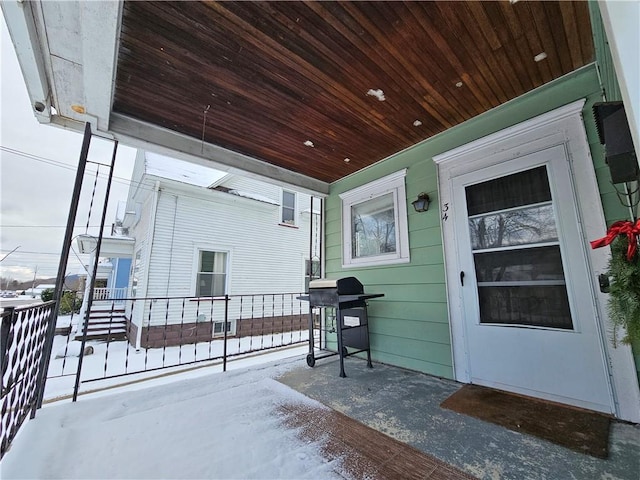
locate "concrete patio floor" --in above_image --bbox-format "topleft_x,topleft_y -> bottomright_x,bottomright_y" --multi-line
277,356 -> 640,480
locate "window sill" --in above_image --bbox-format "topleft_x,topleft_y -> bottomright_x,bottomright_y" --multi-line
278,223 -> 299,229
342,255 -> 410,269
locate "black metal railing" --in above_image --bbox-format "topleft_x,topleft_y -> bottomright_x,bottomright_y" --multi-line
1,301 -> 57,460
44,292 -> 311,400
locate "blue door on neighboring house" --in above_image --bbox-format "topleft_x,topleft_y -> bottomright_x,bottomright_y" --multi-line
114,258 -> 131,289
107,258 -> 132,299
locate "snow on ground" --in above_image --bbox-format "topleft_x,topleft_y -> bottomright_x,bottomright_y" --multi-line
2,357 -> 346,480
45,314 -> 312,400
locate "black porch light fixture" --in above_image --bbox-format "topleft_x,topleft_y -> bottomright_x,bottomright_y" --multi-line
412,193 -> 430,212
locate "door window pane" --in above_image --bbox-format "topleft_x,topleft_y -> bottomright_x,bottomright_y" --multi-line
474,246 -> 565,283
478,285 -> 572,329
466,166 -> 551,216
469,204 -> 558,249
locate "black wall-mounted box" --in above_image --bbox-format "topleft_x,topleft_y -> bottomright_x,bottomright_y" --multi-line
593,101 -> 638,184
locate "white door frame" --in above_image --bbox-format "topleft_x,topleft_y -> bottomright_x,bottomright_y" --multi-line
433,99 -> 640,422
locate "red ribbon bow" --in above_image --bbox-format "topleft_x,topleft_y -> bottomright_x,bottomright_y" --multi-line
590,220 -> 640,261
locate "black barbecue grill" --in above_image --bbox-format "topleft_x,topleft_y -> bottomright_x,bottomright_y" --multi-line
301,277 -> 384,377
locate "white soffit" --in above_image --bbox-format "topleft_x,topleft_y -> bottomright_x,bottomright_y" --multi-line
3,0 -> 121,133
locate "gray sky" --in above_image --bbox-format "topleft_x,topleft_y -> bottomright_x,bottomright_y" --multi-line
1,16 -> 136,284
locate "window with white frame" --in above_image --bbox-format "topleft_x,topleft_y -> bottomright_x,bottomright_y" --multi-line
281,190 -> 296,225
340,169 -> 410,268
196,250 -> 227,297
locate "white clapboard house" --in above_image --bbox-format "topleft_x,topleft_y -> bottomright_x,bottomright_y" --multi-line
82,151 -> 319,348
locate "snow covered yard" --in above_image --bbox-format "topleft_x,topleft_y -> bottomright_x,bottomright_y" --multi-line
45,315 -> 310,400
2,358 -> 348,479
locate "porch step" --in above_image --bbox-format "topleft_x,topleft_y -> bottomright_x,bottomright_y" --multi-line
88,312 -> 125,320
85,321 -> 127,331
76,309 -> 128,341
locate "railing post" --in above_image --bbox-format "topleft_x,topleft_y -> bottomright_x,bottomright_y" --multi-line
35,123 -> 92,412
223,295 -> 229,372
0,307 -> 15,382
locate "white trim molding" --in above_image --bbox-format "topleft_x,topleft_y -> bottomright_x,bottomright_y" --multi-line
339,169 -> 410,268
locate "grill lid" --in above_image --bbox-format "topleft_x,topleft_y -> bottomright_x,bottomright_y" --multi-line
309,277 -> 364,295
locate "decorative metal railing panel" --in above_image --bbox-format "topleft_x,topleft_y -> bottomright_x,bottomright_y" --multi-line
45,293 -> 311,401
1,301 -> 56,460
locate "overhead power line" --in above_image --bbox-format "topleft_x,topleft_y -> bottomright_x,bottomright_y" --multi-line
0,145 -> 134,187
1,225 -> 104,228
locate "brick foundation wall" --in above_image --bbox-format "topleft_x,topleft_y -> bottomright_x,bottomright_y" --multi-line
126,314 -> 311,348
236,314 -> 309,337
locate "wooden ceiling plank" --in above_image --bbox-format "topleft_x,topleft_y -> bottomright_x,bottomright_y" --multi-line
498,2 -> 551,88
309,3 -> 453,139
559,1 -> 585,70
524,1 -> 564,79
373,2 -> 484,121
541,1 -> 574,73
431,2 -> 507,106
481,2 -> 529,93
465,1 -> 503,51
494,1 -> 544,89
436,2 -> 516,101
211,2 -> 413,143
309,1 -> 456,132
150,2 -> 408,158
511,1 -> 554,85
337,2 -> 457,130
574,1 -> 595,65
405,2 -> 490,119
114,68 -> 368,185
253,2 -> 433,141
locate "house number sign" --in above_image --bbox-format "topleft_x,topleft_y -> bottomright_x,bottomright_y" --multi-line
441,202 -> 450,222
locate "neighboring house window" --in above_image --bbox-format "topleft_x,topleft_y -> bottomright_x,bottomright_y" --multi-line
196,251 -> 227,297
281,190 -> 296,225
339,169 -> 410,268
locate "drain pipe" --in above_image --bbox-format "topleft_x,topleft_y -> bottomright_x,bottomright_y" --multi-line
135,181 -> 160,350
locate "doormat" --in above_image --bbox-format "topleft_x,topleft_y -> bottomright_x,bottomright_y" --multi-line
440,384 -> 611,459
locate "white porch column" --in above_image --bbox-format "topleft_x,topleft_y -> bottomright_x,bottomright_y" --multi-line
76,251 -> 96,338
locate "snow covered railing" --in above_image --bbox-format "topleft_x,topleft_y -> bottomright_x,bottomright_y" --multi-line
1,301 -> 57,460
45,293 -> 313,400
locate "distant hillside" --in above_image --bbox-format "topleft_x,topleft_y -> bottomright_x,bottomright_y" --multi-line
12,275 -> 81,292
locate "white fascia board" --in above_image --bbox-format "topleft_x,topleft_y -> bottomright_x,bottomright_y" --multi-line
109,112 -> 330,196
1,0 -> 52,123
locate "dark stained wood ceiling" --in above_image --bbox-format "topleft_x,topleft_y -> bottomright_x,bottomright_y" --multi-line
113,1 -> 594,184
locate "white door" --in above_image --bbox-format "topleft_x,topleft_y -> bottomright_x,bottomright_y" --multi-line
452,145 -> 613,413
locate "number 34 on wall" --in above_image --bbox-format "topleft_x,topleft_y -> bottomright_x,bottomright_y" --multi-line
441,202 -> 450,222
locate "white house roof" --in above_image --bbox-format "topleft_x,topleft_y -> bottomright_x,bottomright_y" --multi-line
145,152 -> 227,188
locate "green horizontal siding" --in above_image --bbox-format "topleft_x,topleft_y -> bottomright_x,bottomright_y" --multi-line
324,64 -> 620,381
589,1 -> 640,382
